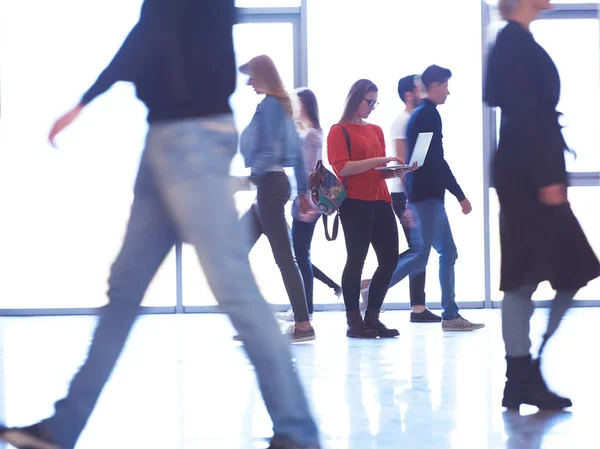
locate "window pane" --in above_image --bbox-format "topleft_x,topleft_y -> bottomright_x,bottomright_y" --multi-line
0,0 -> 175,308
182,22 -> 295,307
490,187 -> 600,301
531,19 -> 600,172
489,19 -> 600,173
308,0 -> 485,304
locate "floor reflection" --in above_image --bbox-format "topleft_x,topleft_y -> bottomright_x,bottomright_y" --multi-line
0,308 -> 598,449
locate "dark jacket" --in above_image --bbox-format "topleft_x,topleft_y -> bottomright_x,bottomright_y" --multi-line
484,21 -> 599,291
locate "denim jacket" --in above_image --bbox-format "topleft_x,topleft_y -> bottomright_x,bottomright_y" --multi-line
240,95 -> 307,194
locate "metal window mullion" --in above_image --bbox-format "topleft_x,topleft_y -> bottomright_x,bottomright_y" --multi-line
300,0 -> 309,87
236,7 -> 301,16
482,1 -> 494,309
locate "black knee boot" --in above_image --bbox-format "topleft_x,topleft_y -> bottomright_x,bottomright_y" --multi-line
503,355 -> 572,410
364,309 -> 399,338
346,310 -> 378,338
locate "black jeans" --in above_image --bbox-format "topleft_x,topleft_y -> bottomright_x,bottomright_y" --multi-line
240,171 -> 310,322
391,192 -> 426,307
339,198 -> 398,311
292,216 -> 340,314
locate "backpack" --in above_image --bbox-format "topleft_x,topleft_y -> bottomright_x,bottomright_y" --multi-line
308,125 -> 352,241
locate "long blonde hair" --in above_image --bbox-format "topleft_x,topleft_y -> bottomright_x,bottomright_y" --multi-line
498,0 -> 518,20
239,54 -> 298,118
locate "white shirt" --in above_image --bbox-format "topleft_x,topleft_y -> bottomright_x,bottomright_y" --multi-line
388,110 -> 411,193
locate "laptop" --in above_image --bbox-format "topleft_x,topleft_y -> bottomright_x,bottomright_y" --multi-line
375,132 -> 434,170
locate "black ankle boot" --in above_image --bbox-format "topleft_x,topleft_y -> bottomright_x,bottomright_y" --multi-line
502,355 -> 572,410
364,309 -> 399,338
530,357 -> 572,408
346,310 -> 378,338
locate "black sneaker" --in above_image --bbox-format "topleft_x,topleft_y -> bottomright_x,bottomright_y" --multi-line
410,308 -> 442,323
0,423 -> 62,449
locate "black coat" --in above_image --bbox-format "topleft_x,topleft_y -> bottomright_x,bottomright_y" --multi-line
484,21 -> 599,292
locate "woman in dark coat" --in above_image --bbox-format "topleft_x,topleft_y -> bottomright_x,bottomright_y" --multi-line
484,0 -> 599,410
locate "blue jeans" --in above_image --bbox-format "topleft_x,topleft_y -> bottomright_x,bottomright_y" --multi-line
40,115 -> 320,449
391,192 -> 427,307
389,199 -> 459,319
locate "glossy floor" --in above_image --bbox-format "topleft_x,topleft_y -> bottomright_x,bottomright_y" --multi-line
0,308 -> 598,449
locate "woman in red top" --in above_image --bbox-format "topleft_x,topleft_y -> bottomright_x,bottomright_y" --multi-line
328,79 -> 414,338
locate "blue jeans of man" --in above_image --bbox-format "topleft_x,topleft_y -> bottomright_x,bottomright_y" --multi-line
388,199 -> 459,319
39,115 -> 320,449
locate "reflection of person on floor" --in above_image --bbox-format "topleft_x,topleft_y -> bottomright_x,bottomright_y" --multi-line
502,411 -> 571,449
0,3 -> 321,449
484,0 -> 600,410
277,88 -> 341,323
237,55 -> 316,344
385,65 -> 485,332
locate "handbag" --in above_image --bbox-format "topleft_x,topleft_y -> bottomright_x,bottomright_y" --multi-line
308,125 -> 352,241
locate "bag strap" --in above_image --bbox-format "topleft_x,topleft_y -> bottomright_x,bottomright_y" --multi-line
320,124 -> 351,241
337,124 -> 352,160
322,213 -> 340,242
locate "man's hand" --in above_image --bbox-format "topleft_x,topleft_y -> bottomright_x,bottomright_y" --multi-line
539,183 -> 567,206
49,104 -> 84,147
460,198 -> 472,215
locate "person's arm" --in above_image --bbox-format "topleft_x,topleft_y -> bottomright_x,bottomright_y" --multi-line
293,136 -> 308,194
249,97 -> 282,178
440,159 -> 466,202
81,23 -> 154,106
339,158 -> 396,176
484,27 -> 567,205
390,113 -> 409,163
303,129 -> 322,174
49,23 -> 155,145
327,126 -> 399,177
419,107 -> 466,202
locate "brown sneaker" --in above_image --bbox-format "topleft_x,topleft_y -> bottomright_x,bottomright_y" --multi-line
282,325 -> 316,343
442,315 -> 485,332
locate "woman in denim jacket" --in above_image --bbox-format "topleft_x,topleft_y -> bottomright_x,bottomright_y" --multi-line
238,55 -> 315,343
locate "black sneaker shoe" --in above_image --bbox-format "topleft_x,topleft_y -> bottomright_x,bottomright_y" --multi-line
0,423 -> 62,449
410,308 -> 442,323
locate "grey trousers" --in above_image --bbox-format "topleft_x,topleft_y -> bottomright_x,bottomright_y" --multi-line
502,284 -> 577,357
240,171 -> 310,322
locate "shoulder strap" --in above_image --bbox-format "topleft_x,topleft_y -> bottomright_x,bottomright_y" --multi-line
322,213 -> 340,241
337,125 -> 352,160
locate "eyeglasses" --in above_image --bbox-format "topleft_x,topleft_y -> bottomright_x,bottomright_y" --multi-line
363,99 -> 379,108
